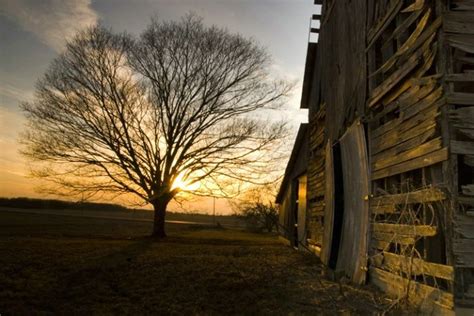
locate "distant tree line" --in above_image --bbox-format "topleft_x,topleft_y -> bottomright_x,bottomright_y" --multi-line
0,197 -> 128,212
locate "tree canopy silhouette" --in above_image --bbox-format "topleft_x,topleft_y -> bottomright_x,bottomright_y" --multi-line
21,15 -> 290,237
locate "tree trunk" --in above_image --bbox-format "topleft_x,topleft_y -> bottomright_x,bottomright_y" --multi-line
152,199 -> 168,238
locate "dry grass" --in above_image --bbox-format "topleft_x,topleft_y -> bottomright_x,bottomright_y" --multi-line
0,211 -> 393,315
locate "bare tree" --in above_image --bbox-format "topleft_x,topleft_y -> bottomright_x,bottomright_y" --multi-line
21,15 -> 291,237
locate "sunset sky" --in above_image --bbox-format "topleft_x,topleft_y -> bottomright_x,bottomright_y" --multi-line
0,0 -> 317,214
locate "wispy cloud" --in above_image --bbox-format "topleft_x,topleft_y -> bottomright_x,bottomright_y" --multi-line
0,83 -> 33,102
0,0 -> 98,51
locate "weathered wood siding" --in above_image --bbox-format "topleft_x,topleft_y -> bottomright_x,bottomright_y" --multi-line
306,106 -> 326,249
303,0 -> 474,312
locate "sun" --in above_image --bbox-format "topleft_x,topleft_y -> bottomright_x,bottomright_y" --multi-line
172,172 -> 200,191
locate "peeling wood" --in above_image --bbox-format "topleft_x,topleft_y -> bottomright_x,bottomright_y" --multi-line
371,127 -> 436,165
371,98 -> 441,155
372,147 -> 448,180
368,35 -> 434,108
372,223 -> 437,237
372,8 -> 431,77
382,9 -> 424,49
370,187 -> 446,208
372,138 -> 442,172
367,0 -> 404,49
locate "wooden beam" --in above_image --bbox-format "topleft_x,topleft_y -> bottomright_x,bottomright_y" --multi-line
372,147 -> 448,180
447,92 -> 474,105
446,33 -> 474,53
371,251 -> 454,281
372,138 -> 442,172
370,96 -> 442,155
444,12 -> 474,34
369,267 -> 454,311
372,223 -> 437,236
371,127 -> 436,165
370,187 -> 446,210
445,73 -> 474,81
367,0 -> 404,49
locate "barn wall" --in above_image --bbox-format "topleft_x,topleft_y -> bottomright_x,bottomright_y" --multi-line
277,125 -> 309,242
303,0 -> 474,312
314,0 -> 367,140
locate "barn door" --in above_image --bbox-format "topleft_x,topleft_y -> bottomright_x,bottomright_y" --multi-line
320,140 -> 335,266
336,120 -> 370,284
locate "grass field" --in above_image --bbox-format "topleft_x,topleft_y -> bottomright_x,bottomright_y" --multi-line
0,210 -> 395,315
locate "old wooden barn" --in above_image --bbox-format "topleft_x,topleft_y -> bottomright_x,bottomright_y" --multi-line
277,0 -> 474,313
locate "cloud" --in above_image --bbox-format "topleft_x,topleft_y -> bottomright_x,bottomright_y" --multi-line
0,83 -> 33,102
0,0 -> 98,51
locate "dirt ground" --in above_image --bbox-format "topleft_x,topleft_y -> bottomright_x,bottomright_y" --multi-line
0,211 -> 397,315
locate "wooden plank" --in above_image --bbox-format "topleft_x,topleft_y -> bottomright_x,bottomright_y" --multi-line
462,184 -> 474,196
382,8 -> 423,49
451,0 -> 474,10
370,187 -> 446,208
369,267 -> 454,311
372,251 -> 454,281
367,48 -> 420,108
372,147 -> 448,180
451,140 -> 474,155
320,140 -> 334,266
371,126 -> 436,164
444,12 -> 474,34
337,121 -> 370,284
446,33 -> 474,53
371,102 -> 440,155
367,0 -> 404,49
449,106 -> 474,130
401,86 -> 443,118
453,239 -> 474,267
372,223 -> 437,236
372,138 -> 442,172
401,0 -> 424,12
447,92 -> 474,105
371,118 -> 438,156
372,231 -> 416,245
371,82 -> 437,138
370,78 -> 438,123
372,8 -> 431,77
454,215 -> 474,238
459,195 -> 474,206
445,73 -> 474,81
368,34 -> 439,109
396,16 -> 442,66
